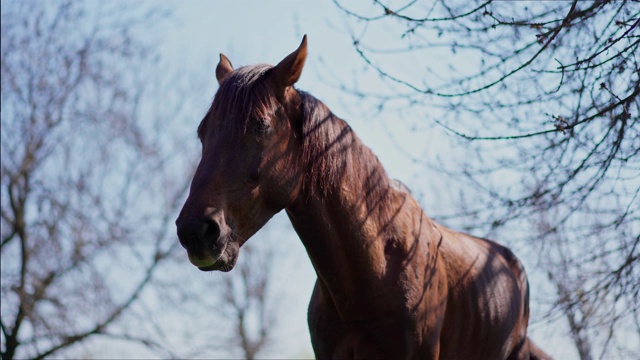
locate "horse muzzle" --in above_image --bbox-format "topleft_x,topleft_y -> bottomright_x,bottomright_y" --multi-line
176,215 -> 239,272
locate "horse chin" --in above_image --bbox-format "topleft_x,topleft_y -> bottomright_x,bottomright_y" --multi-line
196,241 -> 239,272
198,261 -> 233,272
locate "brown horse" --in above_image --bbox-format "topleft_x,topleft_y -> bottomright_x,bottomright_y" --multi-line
176,36 -> 552,360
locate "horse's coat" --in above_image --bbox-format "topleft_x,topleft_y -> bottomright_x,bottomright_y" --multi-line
175,35 -> 552,360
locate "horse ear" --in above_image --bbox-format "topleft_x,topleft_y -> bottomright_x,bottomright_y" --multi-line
216,53 -> 234,85
271,35 -> 307,88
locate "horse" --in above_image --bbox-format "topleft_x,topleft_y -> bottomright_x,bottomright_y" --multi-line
175,35 -> 552,360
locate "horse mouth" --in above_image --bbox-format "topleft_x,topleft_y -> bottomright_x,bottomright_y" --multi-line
190,239 -> 239,272
198,260 -> 233,272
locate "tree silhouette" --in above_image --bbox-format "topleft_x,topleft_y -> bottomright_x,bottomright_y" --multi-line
0,1 -> 190,358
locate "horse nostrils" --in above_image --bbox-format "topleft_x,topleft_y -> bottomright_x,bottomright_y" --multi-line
177,218 -> 222,251
200,219 -> 221,249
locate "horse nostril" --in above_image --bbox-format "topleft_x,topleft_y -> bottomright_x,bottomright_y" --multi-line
201,219 -> 221,247
177,218 -> 222,251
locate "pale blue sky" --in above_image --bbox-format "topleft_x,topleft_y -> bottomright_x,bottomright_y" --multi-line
164,0 -> 435,183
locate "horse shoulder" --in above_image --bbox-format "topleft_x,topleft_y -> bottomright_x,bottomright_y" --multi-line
308,279 -> 430,359
435,225 -> 528,359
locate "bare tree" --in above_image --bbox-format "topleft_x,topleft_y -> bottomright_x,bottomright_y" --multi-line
536,208 -> 595,360
170,225 -> 282,360
0,1 -> 193,358
334,0 -> 638,358
217,243 -> 276,360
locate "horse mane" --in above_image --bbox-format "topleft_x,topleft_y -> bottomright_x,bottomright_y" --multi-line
298,91 -> 392,209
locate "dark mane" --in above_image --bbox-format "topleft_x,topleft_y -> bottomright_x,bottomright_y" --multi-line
298,91 -> 391,207
201,64 -> 279,141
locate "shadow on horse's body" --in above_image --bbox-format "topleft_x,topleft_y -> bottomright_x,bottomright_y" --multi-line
176,35 -> 552,360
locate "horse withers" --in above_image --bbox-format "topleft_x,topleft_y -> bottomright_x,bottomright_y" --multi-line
175,35 -> 552,360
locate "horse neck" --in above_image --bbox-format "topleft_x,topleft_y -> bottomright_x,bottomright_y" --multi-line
285,109 -> 426,318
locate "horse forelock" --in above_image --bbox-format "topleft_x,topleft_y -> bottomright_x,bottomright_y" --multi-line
205,64 -> 279,140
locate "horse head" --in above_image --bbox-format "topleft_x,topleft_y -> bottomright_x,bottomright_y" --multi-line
175,36 -> 308,271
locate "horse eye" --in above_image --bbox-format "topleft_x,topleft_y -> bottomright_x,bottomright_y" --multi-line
252,117 -> 271,135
